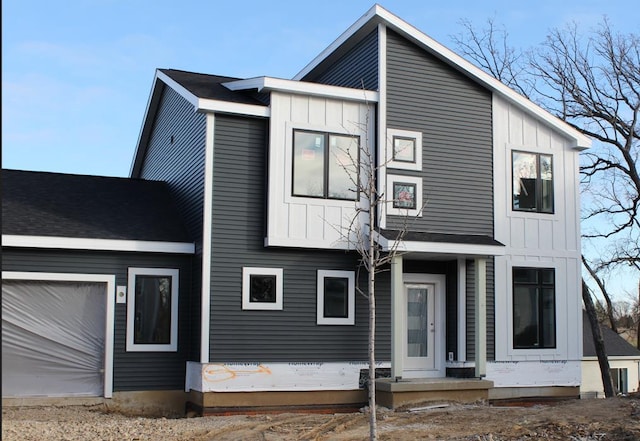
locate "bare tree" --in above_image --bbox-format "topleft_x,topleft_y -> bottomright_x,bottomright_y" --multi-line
583,255 -> 618,332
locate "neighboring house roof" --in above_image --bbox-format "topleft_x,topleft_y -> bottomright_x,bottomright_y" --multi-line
2,169 -> 192,244
583,311 -> 640,357
295,4 -> 591,150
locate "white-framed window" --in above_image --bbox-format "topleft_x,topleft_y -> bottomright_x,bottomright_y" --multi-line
126,267 -> 179,352
242,267 -> 283,310
386,128 -> 422,171
292,129 -> 359,200
512,151 -> 554,213
317,270 -> 355,325
512,267 -> 556,349
386,174 -> 423,217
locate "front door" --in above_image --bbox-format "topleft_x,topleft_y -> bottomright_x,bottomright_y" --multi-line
404,284 -> 436,374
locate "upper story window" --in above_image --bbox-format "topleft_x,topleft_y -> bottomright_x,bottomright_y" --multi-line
126,267 -> 179,352
513,267 -> 556,349
512,151 -> 554,213
292,130 -> 359,200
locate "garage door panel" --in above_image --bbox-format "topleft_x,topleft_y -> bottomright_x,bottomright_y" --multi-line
2,281 -> 106,397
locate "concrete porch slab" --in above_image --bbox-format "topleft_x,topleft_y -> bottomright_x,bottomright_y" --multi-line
375,377 -> 494,409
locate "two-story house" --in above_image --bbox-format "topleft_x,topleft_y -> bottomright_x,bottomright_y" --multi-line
2,5 -> 590,414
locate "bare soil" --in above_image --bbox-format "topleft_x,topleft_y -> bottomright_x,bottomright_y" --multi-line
3,395 -> 640,440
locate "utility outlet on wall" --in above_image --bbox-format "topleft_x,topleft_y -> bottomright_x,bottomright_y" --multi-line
448,352 -> 454,362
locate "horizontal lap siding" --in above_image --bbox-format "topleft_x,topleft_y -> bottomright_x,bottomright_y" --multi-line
138,85 -> 206,361
1,249 -> 193,391
308,30 -> 378,91
139,86 -> 206,248
210,114 -> 390,362
385,30 -> 493,236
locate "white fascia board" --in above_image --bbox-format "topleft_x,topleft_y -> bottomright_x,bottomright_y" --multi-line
373,231 -> 506,256
196,98 -> 270,117
583,356 -> 640,361
223,77 -> 379,103
156,70 -> 200,108
2,235 -> 195,254
295,5 -> 591,149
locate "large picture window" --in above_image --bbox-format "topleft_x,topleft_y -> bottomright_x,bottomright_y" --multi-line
513,267 -> 556,349
292,130 -> 359,200
126,268 -> 179,352
317,270 -> 355,325
512,151 -> 554,213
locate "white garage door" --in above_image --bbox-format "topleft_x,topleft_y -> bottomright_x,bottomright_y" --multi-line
2,280 -> 107,397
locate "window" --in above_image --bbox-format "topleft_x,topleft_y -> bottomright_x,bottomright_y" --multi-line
611,368 -> 628,394
292,130 -> 359,200
386,174 -> 423,217
386,128 -> 422,171
242,267 -> 283,310
513,267 -> 556,349
317,270 -> 355,325
126,268 -> 179,352
512,151 -> 554,213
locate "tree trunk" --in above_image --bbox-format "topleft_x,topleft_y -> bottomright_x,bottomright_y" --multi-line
582,280 -> 616,397
367,202 -> 377,440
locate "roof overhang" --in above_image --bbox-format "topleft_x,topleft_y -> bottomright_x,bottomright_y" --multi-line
295,5 -> 591,150
2,235 -> 196,254
223,76 -> 379,103
373,230 -> 505,257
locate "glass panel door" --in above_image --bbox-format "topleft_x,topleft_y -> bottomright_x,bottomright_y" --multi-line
404,284 -> 435,372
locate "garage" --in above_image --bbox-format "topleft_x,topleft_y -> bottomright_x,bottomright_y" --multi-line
2,276 -> 113,397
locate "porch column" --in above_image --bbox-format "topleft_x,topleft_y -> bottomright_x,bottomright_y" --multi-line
474,258 -> 487,378
391,254 -> 403,379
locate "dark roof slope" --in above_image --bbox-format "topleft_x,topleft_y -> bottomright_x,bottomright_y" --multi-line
380,229 -> 504,247
583,311 -> 640,357
159,69 -> 269,105
2,169 -> 192,243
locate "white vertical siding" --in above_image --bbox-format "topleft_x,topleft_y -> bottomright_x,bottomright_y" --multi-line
493,95 -> 583,368
265,91 -> 375,249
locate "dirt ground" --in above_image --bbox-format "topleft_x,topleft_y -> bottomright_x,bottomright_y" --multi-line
3,395 -> 640,440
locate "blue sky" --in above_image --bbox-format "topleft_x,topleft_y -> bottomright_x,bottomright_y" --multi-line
2,0 -> 638,297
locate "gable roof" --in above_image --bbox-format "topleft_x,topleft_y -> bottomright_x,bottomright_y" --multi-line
295,4 -> 591,150
2,169 -> 192,246
583,311 -> 640,358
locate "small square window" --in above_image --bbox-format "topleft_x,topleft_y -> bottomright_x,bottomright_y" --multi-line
392,137 -> 416,163
317,270 -> 355,325
242,267 -> 283,310
386,128 -> 422,171
386,174 -> 423,217
392,182 -> 417,209
126,267 -> 179,352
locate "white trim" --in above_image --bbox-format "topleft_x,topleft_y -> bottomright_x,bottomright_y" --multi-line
196,98 -> 270,117
390,254 -> 404,378
316,270 -> 355,325
200,113 -> 215,363
294,5 -> 591,150
223,77 -> 379,103
385,174 -> 423,217
386,128 -> 422,171
242,267 -> 284,310
126,267 -> 179,352
1,271 -> 116,399
474,258 -> 487,377
374,231 -> 506,256
378,23 -> 388,230
1,235 -> 195,254
457,258 -> 467,362
583,356 -> 640,361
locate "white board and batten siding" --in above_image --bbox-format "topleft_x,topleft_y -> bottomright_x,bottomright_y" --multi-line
266,91 -> 375,250
491,95 -> 583,386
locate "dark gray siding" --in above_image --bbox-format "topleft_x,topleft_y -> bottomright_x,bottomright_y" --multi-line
139,86 -> 207,248
306,30 -> 378,91
209,114 -> 391,362
2,248 -> 193,391
465,258 -> 495,361
385,30 -> 493,236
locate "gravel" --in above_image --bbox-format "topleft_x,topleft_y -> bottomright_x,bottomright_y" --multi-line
1,405 -> 246,441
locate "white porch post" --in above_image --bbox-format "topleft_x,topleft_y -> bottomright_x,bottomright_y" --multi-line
474,258 -> 487,378
391,254 -> 403,379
